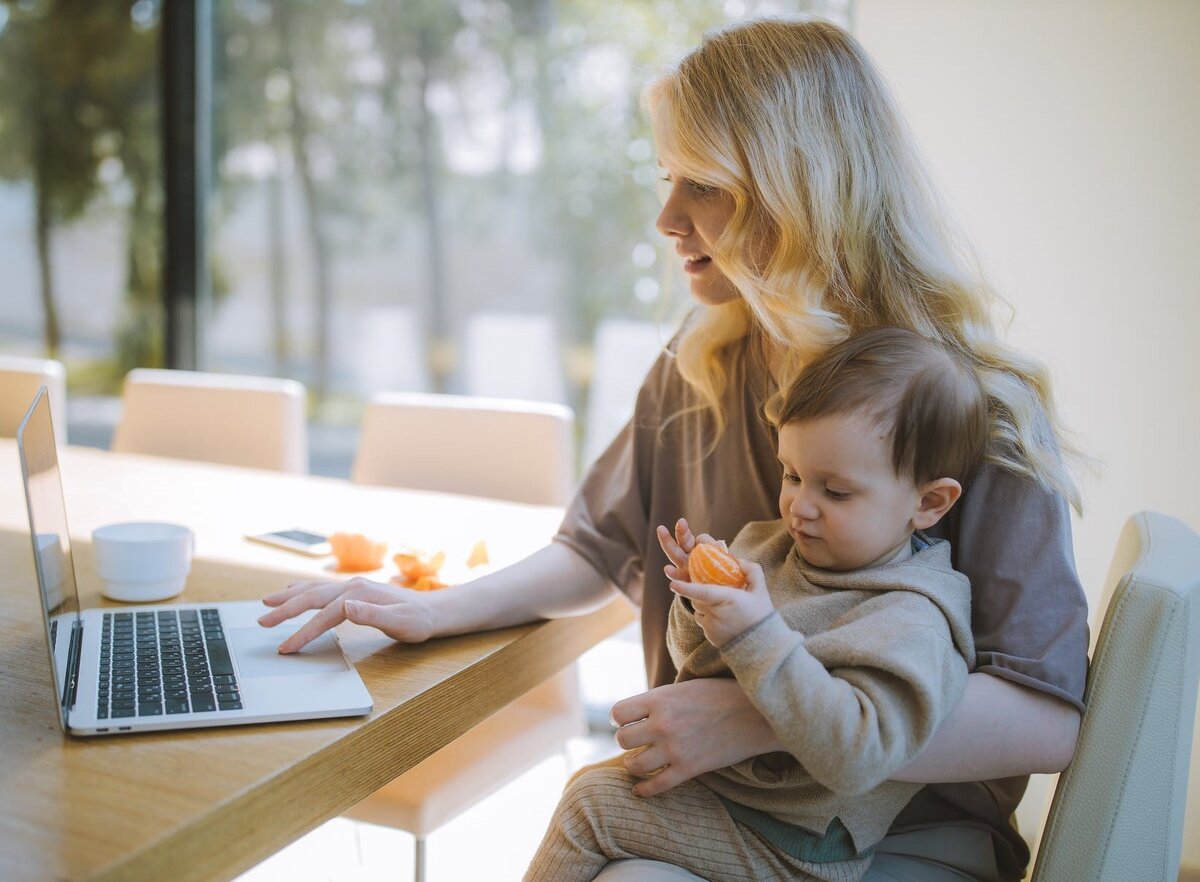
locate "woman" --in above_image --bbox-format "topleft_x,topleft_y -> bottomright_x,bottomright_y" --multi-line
260,18 -> 1088,882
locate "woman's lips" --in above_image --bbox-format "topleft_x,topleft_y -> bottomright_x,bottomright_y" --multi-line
683,256 -> 712,274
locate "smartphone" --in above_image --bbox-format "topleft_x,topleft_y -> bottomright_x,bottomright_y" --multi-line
245,528 -> 332,557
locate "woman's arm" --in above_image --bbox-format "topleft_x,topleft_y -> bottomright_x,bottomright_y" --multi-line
611,671 -> 1079,797
890,670 -> 1080,782
259,541 -> 619,652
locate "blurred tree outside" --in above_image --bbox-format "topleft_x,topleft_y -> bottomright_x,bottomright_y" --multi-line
0,0 -> 846,435
208,0 -> 844,415
0,0 -> 161,386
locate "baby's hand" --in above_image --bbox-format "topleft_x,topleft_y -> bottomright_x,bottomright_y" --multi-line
670,560 -> 773,648
656,518 -> 721,583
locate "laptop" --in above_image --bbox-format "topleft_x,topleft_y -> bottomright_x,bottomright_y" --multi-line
17,387 -> 373,736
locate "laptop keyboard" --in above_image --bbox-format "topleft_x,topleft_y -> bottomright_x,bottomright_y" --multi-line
97,608 -> 242,720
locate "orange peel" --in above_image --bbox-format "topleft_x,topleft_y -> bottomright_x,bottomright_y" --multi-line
392,549 -> 448,590
329,532 -> 388,572
466,540 -> 489,568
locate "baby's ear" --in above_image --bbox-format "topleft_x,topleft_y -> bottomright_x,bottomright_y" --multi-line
912,478 -> 962,530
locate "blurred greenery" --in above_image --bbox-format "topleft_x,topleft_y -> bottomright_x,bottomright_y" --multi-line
1,0 -> 843,407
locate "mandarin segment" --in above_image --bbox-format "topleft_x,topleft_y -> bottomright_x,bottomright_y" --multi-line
409,575 -> 449,592
687,542 -> 746,588
466,540 -> 489,568
329,532 -> 388,572
393,549 -> 448,589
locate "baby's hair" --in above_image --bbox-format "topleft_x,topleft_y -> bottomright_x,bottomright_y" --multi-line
777,327 -> 987,485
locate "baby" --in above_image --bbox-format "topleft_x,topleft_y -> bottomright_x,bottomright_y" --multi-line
523,326 -> 987,882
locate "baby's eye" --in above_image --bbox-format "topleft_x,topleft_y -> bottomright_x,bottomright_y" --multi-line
782,472 -> 801,485
825,489 -> 851,501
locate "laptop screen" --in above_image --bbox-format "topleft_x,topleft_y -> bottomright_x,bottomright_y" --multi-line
17,387 -> 82,729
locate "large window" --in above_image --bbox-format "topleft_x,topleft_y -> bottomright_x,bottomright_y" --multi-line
1,0 -> 848,471
0,0 -> 162,444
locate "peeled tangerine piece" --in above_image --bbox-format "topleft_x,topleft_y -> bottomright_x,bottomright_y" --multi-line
688,541 -> 747,588
393,549 -> 447,590
466,540 -> 489,569
329,532 -> 388,572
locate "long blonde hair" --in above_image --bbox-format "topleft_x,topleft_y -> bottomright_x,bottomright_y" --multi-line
645,17 -> 1084,511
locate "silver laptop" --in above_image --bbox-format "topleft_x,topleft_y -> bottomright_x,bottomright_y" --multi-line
17,387 -> 373,736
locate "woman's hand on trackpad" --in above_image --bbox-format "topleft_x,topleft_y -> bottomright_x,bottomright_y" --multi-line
257,577 -> 436,653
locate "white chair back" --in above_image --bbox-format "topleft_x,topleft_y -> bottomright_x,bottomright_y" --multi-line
345,388 -> 583,882
0,355 -> 67,448
352,391 -> 574,506
1032,511 -> 1200,882
462,312 -> 567,405
112,368 -> 308,473
584,318 -> 666,466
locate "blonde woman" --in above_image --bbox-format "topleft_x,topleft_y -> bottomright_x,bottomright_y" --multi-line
260,18 -> 1087,882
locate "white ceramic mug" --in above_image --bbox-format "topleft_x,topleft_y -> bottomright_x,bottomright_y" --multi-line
92,522 -> 194,603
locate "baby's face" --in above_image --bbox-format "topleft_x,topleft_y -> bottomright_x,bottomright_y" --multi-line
777,414 -> 923,571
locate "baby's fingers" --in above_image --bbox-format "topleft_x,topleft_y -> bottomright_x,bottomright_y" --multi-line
669,578 -> 726,606
656,524 -> 688,570
673,518 -> 697,554
740,560 -> 767,592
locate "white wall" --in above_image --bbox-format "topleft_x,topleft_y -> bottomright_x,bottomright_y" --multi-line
855,0 -> 1200,869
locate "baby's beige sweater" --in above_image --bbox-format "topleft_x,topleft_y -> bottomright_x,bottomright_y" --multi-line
668,520 -> 976,855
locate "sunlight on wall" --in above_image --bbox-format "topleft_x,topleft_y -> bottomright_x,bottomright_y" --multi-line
857,0 -> 1200,869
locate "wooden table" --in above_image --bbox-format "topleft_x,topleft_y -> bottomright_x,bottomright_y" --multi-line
0,442 -> 633,882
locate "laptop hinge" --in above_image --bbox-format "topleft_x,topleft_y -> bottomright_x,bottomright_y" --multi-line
64,619 -> 83,712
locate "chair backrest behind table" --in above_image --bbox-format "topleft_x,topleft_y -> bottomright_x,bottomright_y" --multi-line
346,390 -> 585,882
112,368 -> 308,474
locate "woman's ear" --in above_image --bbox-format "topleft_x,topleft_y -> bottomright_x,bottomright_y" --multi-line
911,478 -> 963,530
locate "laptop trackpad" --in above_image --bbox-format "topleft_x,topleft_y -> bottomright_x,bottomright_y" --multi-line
230,627 -> 350,678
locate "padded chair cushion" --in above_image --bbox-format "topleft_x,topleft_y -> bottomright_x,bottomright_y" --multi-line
1032,512 -> 1200,882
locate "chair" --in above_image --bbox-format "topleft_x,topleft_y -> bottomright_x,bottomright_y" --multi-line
1031,511 -> 1200,881
111,368 -> 308,473
583,319 -> 665,467
593,510 -> 1200,882
351,391 -> 574,506
0,354 -> 67,448
462,312 -> 568,405
345,390 -> 585,882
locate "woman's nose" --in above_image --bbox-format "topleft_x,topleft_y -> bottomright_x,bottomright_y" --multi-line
655,189 -> 690,238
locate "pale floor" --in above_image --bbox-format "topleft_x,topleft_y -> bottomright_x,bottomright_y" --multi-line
234,629 -> 646,882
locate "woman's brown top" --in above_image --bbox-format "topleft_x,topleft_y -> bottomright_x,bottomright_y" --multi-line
555,331 -> 1089,878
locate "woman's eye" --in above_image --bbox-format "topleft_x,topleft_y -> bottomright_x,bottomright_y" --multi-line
688,179 -> 718,196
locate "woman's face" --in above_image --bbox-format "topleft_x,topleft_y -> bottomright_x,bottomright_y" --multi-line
655,167 -> 740,306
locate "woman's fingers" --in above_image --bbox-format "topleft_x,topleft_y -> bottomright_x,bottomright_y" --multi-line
343,597 -> 435,644
267,578 -> 402,653
622,744 -> 669,779
275,591 -> 353,653
631,764 -> 692,798
257,582 -> 346,627
610,690 -> 653,729
261,579 -> 331,608
612,713 -> 652,750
